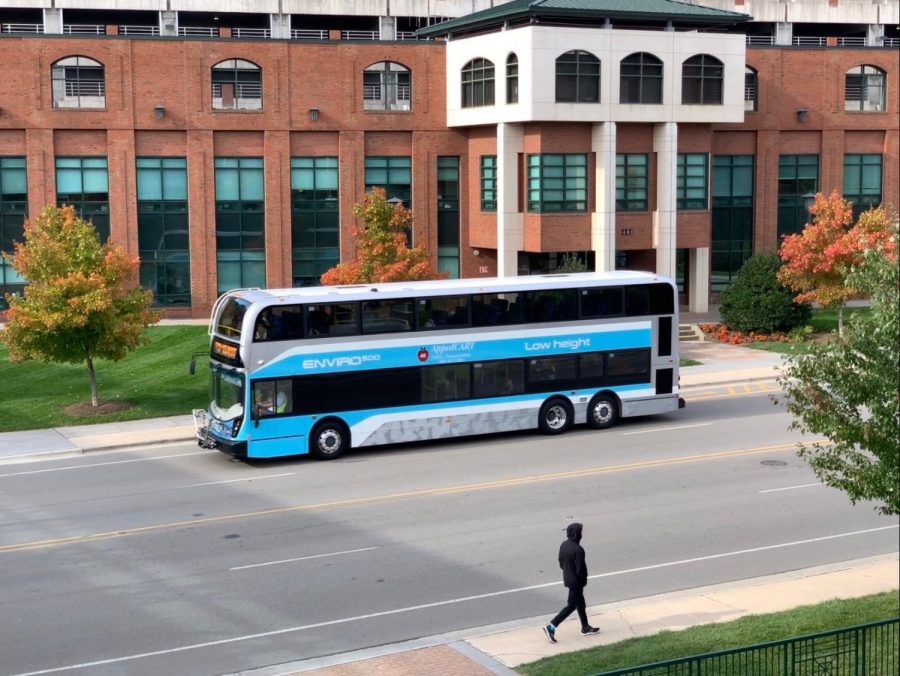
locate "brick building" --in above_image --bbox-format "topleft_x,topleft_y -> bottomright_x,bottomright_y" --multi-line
0,0 -> 897,317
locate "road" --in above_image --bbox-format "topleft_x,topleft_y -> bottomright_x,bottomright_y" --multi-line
1,381 -> 897,675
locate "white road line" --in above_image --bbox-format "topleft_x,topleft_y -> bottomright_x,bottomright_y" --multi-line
759,482 -> 823,494
230,546 -> 379,571
622,422 -> 712,436
178,473 -> 296,489
11,524 -> 897,676
0,451 -> 217,478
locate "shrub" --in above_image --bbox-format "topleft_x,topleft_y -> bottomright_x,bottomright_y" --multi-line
720,253 -> 811,334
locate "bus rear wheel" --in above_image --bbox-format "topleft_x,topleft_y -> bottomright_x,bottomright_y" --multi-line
309,420 -> 349,460
587,393 -> 619,429
539,398 -> 574,435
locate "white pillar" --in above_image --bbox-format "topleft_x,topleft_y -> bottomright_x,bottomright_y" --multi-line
43,8 -> 63,34
688,247 -> 710,313
270,14 -> 291,39
653,122 -> 678,279
159,11 -> 177,37
591,122 -> 617,272
775,22 -> 793,46
497,122 -> 524,277
379,16 -> 396,41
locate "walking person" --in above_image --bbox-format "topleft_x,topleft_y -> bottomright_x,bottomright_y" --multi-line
543,522 -> 600,643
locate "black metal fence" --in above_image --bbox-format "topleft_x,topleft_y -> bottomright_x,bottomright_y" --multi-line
592,618 -> 899,676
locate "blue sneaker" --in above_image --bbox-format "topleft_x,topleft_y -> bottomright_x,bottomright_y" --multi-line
543,624 -> 557,644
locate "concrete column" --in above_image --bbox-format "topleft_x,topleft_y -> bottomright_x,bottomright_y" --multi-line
379,16 -> 396,41
496,122 -> 523,277
867,24 -> 884,47
43,8 -> 63,34
159,11 -> 177,37
270,14 -> 291,40
688,247 -> 709,313
591,121 -> 617,272
775,22 -> 793,46
653,122 -> 678,278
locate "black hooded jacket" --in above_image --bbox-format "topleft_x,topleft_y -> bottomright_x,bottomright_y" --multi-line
558,522 -> 588,589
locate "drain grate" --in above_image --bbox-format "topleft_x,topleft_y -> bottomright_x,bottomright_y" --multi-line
761,460 -> 788,466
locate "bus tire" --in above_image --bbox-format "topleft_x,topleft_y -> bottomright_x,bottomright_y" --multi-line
538,397 -> 574,435
309,420 -> 349,460
587,393 -> 619,429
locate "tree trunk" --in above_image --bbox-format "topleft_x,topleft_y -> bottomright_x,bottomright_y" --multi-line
86,354 -> 99,407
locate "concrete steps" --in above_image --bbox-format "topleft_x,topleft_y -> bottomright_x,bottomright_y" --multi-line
679,323 -> 704,342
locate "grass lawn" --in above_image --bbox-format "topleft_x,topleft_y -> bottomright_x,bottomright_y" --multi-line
517,591 -> 899,676
0,325 -> 210,432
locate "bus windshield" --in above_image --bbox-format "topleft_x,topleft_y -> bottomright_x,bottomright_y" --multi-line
210,368 -> 244,421
217,298 -> 249,339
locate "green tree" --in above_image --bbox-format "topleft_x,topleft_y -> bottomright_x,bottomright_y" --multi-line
719,253 -> 811,334
320,188 -> 445,284
555,252 -> 588,273
0,205 -> 160,407
775,221 -> 899,515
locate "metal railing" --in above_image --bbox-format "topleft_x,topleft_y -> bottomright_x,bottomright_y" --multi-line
291,29 -> 328,40
884,37 -> 899,47
65,80 -> 105,97
120,25 -> 159,35
341,29 -> 378,40
1,23 -> 43,33
233,27 -> 270,39
179,26 -> 217,37
592,618 -> 899,676
63,24 -> 105,35
746,35 -> 775,45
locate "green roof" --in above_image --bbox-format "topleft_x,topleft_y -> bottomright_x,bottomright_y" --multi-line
416,0 -> 750,37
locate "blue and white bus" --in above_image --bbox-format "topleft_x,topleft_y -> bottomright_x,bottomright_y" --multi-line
193,272 -> 684,460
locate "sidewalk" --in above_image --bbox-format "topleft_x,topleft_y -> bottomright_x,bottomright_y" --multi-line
237,553 -> 899,676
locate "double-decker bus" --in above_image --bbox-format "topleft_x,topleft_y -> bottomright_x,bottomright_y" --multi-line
193,272 -> 684,460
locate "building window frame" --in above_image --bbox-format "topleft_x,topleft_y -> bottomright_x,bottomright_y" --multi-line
211,59 -> 262,111
437,156 -> 460,279
363,61 -> 411,112
461,58 -> 495,108
0,156 -> 27,309
481,155 -> 497,212
843,154 -> 882,218
744,66 -> 757,112
51,56 -> 105,109
616,154 -> 648,212
506,53 -> 519,104
844,65 -> 886,112
682,54 -> 724,105
291,157 -> 339,287
55,156 -> 110,241
215,157 -> 265,294
677,153 -> 708,210
526,154 -> 588,214
365,156 -> 412,245
711,155 -> 754,293
777,154 -> 819,238
555,50 -> 600,103
620,53 -> 663,104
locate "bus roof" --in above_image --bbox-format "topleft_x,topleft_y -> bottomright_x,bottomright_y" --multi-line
223,271 -> 671,306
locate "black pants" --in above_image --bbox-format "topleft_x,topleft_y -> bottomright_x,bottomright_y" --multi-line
550,585 -> 588,628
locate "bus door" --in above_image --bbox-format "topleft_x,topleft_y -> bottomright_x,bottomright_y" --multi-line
248,379 -> 303,458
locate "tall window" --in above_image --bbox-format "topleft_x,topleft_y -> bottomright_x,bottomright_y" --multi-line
506,53 -> 519,104
616,154 -> 648,212
365,156 -> 412,244
620,53 -> 662,104
777,155 -> 818,238
56,157 -> 109,241
682,54 -> 723,105
677,154 -> 708,210
136,158 -> 190,307
556,50 -> 600,103
744,66 -> 757,112
215,157 -> 265,294
438,157 -> 460,279
481,155 -> 497,212
845,65 -> 886,112
291,157 -> 339,287
363,61 -> 411,112
461,58 -> 495,108
0,157 -> 27,309
212,59 -> 262,110
527,154 -> 587,213
711,156 -> 753,293
843,154 -> 882,218
51,56 -> 105,109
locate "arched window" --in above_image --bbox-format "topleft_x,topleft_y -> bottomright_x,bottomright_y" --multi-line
556,50 -> 600,103
620,53 -> 662,104
211,59 -> 262,110
461,58 -> 495,108
744,66 -> 758,112
845,65 -> 885,111
51,56 -> 105,109
364,61 -> 411,112
506,53 -> 519,104
682,54 -> 723,105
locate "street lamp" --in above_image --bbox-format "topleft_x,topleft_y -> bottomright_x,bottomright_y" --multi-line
387,196 -> 403,207
802,192 -> 816,225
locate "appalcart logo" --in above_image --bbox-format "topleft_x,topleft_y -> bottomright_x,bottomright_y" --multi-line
417,348 -> 429,362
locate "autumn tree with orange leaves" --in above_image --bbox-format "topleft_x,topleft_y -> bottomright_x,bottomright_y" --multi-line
0,205 -> 160,407
777,190 -> 894,335
320,188 -> 446,285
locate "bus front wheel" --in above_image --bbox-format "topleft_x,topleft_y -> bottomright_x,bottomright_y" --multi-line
310,420 -> 349,460
587,393 -> 619,429
539,398 -> 574,435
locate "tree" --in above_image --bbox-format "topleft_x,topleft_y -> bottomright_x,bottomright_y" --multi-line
320,188 -> 446,284
555,252 -> 589,273
719,253 -> 811,334
777,191 -> 894,335
775,218 -> 899,515
0,205 -> 160,407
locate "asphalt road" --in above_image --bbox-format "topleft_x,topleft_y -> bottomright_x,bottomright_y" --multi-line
1,383 -> 897,676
